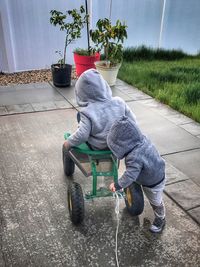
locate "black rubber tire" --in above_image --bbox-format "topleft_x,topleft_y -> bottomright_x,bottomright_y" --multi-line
62,145 -> 75,176
124,182 -> 144,216
67,182 -> 84,224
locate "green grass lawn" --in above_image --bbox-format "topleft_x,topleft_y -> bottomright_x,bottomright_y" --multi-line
118,58 -> 200,123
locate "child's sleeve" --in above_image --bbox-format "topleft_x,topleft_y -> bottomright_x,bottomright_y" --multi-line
125,104 -> 137,122
115,157 -> 142,189
67,113 -> 91,147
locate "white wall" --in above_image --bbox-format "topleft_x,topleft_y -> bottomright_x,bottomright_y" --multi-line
162,0 -> 200,53
0,0 -> 88,72
0,12 -> 9,72
0,0 -> 16,72
0,0 -> 200,73
94,0 -> 200,53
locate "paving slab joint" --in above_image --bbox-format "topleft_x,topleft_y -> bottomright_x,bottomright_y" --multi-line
164,190 -> 200,226
48,81 -> 78,111
187,205 -> 200,211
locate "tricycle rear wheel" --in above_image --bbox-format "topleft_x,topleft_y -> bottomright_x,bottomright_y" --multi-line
124,182 -> 144,216
67,182 -> 84,224
62,145 -> 75,176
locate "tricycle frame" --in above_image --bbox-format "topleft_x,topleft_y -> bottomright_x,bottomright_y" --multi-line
64,132 -> 118,200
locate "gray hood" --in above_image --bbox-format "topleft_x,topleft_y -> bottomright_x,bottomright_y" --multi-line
75,69 -> 112,107
107,116 -> 144,159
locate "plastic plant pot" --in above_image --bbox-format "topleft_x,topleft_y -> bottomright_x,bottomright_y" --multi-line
74,52 -> 100,77
51,64 -> 72,87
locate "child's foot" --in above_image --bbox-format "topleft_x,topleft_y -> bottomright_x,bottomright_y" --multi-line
149,217 -> 166,233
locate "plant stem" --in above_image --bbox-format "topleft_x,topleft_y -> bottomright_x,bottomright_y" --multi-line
63,35 -> 68,66
105,43 -> 109,62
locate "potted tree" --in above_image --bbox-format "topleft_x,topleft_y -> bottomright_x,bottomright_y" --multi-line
73,0 -> 100,77
90,18 -> 127,86
73,48 -> 100,77
50,6 -> 88,87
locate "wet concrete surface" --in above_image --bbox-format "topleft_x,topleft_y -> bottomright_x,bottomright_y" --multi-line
164,148 -> 200,186
127,101 -> 200,155
0,109 -> 200,267
0,83 -> 64,106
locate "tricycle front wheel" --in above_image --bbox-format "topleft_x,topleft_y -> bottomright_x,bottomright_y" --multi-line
125,182 -> 144,216
67,182 -> 84,224
62,145 -> 75,176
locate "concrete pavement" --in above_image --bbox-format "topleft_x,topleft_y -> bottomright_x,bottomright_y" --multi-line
0,79 -> 200,266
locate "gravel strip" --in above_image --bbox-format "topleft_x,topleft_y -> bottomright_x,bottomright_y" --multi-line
0,68 -> 77,86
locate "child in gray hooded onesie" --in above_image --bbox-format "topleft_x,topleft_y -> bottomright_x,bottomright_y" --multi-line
64,69 -> 136,150
107,116 -> 166,233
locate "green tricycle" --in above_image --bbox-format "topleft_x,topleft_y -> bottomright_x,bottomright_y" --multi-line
63,133 -> 144,224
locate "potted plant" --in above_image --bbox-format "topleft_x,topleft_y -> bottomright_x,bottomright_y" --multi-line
90,18 -> 127,86
50,6 -> 88,87
73,0 -> 100,77
73,48 -> 100,77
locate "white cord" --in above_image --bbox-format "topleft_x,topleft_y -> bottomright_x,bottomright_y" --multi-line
114,191 -> 123,267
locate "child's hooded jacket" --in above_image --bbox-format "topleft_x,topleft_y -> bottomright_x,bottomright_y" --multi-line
67,69 -> 136,149
107,116 -> 165,188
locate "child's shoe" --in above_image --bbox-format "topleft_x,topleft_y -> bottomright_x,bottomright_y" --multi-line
149,217 -> 166,233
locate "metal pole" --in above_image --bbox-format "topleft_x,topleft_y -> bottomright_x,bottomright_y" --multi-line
88,0 -> 92,30
159,0 -> 166,48
109,0 -> 112,20
85,0 -> 90,53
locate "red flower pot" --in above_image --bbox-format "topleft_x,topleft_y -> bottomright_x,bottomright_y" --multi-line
74,52 -> 100,77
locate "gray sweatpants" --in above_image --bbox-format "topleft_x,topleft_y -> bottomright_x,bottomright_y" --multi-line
142,177 -> 166,219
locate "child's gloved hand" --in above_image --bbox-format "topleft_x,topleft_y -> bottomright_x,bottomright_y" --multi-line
109,182 -> 116,192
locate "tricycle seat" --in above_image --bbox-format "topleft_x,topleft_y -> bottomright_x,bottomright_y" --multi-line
64,132 -> 118,177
